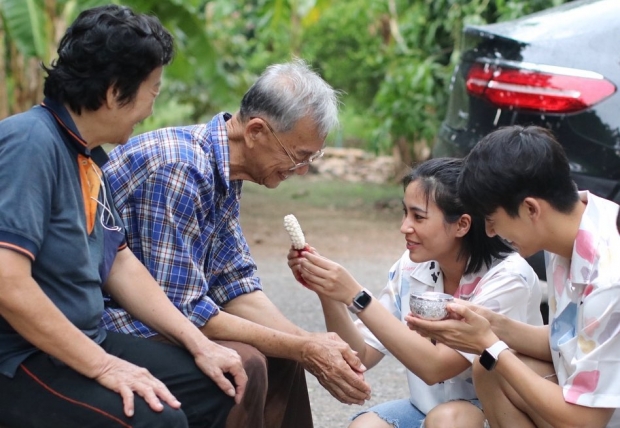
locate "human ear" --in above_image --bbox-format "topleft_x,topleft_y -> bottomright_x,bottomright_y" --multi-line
244,118 -> 268,148
105,86 -> 119,109
522,197 -> 541,221
455,214 -> 471,237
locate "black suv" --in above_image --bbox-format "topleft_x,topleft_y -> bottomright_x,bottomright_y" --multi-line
432,0 -> 620,319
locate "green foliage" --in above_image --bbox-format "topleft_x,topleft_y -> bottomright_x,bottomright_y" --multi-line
300,0 -> 387,106
1,0 -> 573,146
366,0 -> 571,155
0,0 -> 46,59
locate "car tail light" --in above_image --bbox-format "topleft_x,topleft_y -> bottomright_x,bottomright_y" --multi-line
466,62 -> 616,113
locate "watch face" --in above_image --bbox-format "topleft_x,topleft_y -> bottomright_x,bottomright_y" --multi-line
479,349 -> 497,371
354,290 -> 372,309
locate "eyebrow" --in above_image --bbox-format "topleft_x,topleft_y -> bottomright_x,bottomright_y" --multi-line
402,201 -> 428,214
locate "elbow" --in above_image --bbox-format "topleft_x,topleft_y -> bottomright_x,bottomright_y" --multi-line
417,371 -> 448,386
402,361 -> 450,385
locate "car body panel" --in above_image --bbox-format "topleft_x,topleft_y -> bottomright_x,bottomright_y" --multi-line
433,0 -> 620,288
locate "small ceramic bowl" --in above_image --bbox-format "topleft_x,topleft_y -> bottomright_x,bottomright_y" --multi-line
409,291 -> 454,321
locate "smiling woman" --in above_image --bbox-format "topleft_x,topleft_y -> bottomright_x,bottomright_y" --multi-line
285,157 -> 543,428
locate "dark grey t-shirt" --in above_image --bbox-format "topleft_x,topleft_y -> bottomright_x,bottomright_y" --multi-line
0,101 -> 123,377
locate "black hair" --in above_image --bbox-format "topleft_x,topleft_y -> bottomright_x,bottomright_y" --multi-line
43,5 -> 174,114
403,157 -> 512,275
458,125 -> 579,218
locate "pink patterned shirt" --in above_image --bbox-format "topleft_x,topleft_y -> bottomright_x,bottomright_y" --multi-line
548,191 -> 620,426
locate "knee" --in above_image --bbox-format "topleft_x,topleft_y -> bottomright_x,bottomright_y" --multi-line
133,404 -> 189,428
349,412 -> 394,428
238,344 -> 268,384
424,402 -> 485,428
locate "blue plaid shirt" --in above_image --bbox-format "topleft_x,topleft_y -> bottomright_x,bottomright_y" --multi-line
101,113 -> 262,337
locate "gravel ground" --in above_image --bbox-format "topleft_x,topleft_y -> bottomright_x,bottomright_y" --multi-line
255,255 -> 410,427
240,184 -> 410,427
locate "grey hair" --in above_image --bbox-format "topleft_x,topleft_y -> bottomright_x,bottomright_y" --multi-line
238,58 -> 341,138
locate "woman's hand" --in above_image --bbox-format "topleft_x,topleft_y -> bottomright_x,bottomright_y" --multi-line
287,245 -> 311,287
405,302 -> 499,354
292,249 -> 363,304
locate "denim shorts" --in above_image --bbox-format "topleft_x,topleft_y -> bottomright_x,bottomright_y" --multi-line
352,398 -> 482,428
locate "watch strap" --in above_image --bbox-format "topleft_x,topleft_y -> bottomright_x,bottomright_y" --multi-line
487,341 -> 510,359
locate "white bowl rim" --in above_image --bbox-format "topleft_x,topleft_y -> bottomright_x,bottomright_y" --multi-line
410,291 -> 454,302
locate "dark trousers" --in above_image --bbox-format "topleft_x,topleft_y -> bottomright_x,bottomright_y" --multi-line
218,341 -> 313,428
0,331 -> 234,428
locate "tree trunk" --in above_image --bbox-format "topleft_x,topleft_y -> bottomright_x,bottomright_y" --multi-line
0,19 -> 8,119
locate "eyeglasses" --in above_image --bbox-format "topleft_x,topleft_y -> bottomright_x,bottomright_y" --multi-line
263,120 -> 324,171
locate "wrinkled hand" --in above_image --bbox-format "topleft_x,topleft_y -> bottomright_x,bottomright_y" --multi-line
405,303 -> 498,354
290,249 -> 361,304
301,332 -> 371,405
192,341 -> 247,404
94,354 -> 181,417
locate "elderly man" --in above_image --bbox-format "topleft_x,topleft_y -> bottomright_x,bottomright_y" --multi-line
102,59 -> 372,427
0,5 -> 246,428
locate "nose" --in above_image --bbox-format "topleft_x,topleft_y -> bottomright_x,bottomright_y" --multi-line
400,217 -> 414,235
485,220 -> 496,237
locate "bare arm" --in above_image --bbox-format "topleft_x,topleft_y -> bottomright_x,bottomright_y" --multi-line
204,290 -> 372,405
103,247 -> 247,403
409,304 -> 613,428
0,248 -> 181,417
462,300 -> 552,361
293,249 -> 470,384
407,301 -> 552,360
494,351 -> 613,428
0,249 -> 113,378
222,290 -> 307,336
316,296 -> 384,369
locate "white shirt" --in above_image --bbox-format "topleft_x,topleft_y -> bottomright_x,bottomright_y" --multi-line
357,251 -> 542,414
547,191 -> 620,427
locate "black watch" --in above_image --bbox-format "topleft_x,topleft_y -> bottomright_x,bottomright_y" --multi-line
347,289 -> 373,314
479,341 -> 510,371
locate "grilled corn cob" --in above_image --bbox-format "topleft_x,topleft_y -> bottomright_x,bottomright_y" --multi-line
283,214 -> 306,250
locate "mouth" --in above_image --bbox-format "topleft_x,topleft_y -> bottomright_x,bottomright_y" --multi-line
405,239 -> 420,249
499,237 -> 516,248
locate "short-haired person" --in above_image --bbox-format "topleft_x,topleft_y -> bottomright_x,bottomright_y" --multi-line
0,6 -> 246,428
287,158 -> 543,428
407,126 -> 620,427
102,59 -> 371,427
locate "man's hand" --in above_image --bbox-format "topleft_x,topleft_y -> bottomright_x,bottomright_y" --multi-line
300,332 -> 371,405
192,341 -> 247,404
94,354 -> 181,417
405,303 -> 499,354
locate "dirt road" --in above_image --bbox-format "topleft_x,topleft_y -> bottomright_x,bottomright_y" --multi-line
240,181 -> 410,427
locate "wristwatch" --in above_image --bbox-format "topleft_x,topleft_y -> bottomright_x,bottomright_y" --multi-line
347,289 -> 373,314
479,341 -> 510,371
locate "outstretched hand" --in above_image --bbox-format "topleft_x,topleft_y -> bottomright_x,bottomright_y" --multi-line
287,245 -> 310,287
288,248 -> 362,304
405,303 -> 499,355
